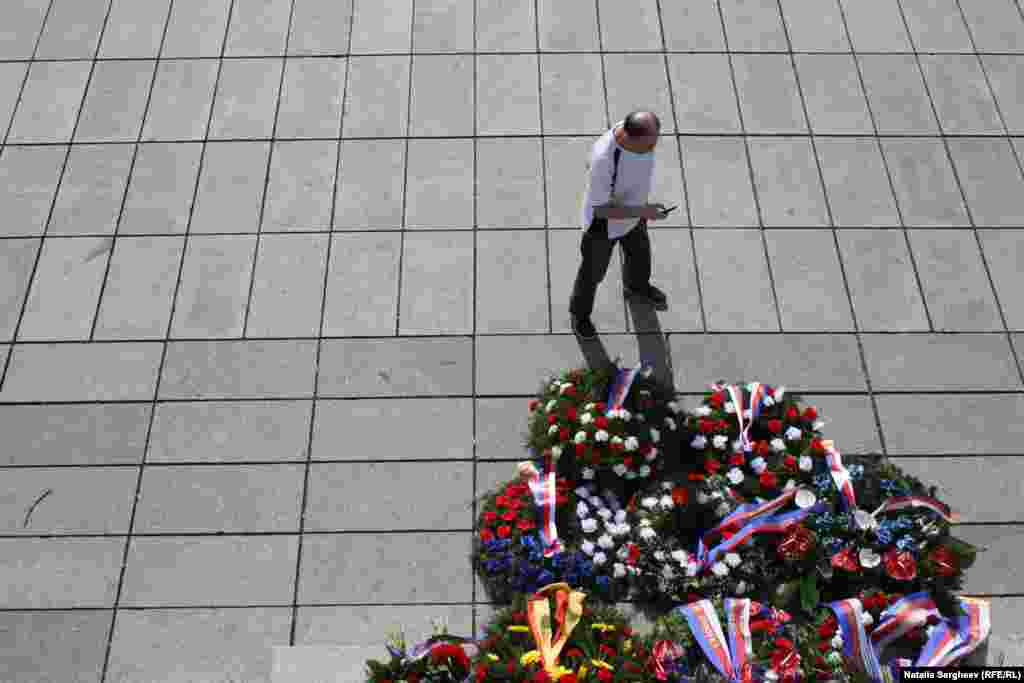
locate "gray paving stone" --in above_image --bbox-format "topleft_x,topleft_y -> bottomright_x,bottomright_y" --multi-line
948,138 -> 1024,228
135,464 -> 303,532
0,62 -> 29,140
477,55 -> 540,136
597,0 -> 662,50
476,460 -> 519,497
635,228 -> 703,333
162,0 -> 232,58
681,137 -> 759,227
322,233 -> 399,335
539,56 -> 605,136
476,397 -> 533,460
318,338 -> 472,397
476,138 -> 544,228
160,340 -> 317,399
793,394 -> 881,454
720,0 -> 788,51
987,599 -> 1024,665
476,230 -> 549,333
120,536 -> 298,606
334,140 -> 405,229
95,236 -> 183,339
0,538 -> 124,608
858,55 -> 939,135
349,0 -> 412,53
170,234 -> 255,338
247,233 -> 328,337
863,333 -> 1018,390
537,0 -> 599,50
225,0 -> 291,56
838,230 -> 930,331
475,334 -> 623,394
412,0 -> 473,51
765,229 -> 854,331
0,0 -> 49,59
795,55 -> 873,135
0,404 -> 151,466
0,239 -> 39,341
543,137 -> 593,228
668,54 -> 741,134
890,457 -> 1024,523
882,138 -> 969,227
959,0 -> 1024,52
306,462 -> 472,531
405,139 -> 474,228
0,467 -> 138,535
908,229 -> 1003,331
8,61 -> 90,143
99,0 -> 171,58
694,229 -> 778,331
1,342 -> 162,401
409,55 -> 473,137
120,143 -> 202,235
750,138 -> 830,227
75,60 -> 154,143
209,58 -> 283,139
816,138 -> 900,227
979,230 -> 1024,329
958,525 -> 1024,595
732,55 -> 806,134
900,0 -> 975,51
876,394 -> 1024,455
650,141 -> 689,229
287,0 -> 351,54
35,0 -> 108,59
313,398 -> 473,460
669,334 -> 866,392
50,144 -> 134,235
778,0 -> 849,51
141,59 -> 219,141
659,0 -> 725,50
603,54 -> 676,134
399,232 -> 474,334
276,58 -> 345,139
341,56 -> 409,137
0,610 -> 111,683
478,0 -> 536,51
190,141 -> 269,233
548,227 -> 626,334
263,140 -> 337,230
839,0 -> 912,51
0,146 -> 66,238
107,608 -> 290,683
149,400 -> 312,463
982,56 -> 1024,134
920,55 -> 1003,135
19,236 -> 110,341
299,532 -> 471,603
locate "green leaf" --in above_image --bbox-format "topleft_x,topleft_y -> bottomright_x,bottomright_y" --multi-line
800,573 -> 820,612
948,537 -> 980,568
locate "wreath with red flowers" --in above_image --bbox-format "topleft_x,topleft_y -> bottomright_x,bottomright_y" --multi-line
365,632 -> 474,683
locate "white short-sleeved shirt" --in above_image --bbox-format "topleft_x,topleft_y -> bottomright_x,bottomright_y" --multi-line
580,123 -> 656,240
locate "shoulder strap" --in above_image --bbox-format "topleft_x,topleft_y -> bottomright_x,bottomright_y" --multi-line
611,147 -> 621,193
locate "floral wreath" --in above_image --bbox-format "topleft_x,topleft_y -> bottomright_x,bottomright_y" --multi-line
573,481 -> 636,599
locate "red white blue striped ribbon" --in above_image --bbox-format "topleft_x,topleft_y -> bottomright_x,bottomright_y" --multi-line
870,591 -> 940,652
829,598 -> 885,682
872,495 -> 960,524
696,489 -> 799,565
725,383 -> 765,452
823,441 -> 858,512
724,599 -> 754,683
677,600 -> 740,682
606,364 -> 642,415
699,505 -> 825,571
915,597 -> 991,667
522,457 -> 562,557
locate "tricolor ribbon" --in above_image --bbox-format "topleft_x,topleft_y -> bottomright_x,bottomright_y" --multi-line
518,458 -> 562,557
915,597 -> 991,667
870,592 -> 940,652
651,640 -> 686,681
697,489 -> 800,563
700,504 -> 825,571
830,598 -> 885,682
606,364 -> 643,414
677,599 -> 755,682
387,635 -> 478,666
872,496 -> 960,524
823,441 -> 858,513
525,582 -> 586,676
725,383 -> 766,453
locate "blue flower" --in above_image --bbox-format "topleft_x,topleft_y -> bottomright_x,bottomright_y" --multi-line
596,575 -> 610,590
876,528 -> 893,545
814,473 -> 833,492
896,536 -> 916,552
848,464 -> 864,480
538,570 -> 554,585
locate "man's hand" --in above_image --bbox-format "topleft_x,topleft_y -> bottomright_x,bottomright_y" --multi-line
640,203 -> 668,220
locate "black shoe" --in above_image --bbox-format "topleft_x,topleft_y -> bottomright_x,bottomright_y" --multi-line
571,314 -> 597,340
624,284 -> 669,311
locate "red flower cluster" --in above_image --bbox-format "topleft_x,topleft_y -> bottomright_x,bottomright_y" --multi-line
479,479 -> 569,543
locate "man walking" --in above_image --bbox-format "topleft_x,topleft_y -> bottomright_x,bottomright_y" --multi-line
570,111 -> 671,340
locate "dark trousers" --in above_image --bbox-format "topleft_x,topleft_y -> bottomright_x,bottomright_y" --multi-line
569,218 -> 651,318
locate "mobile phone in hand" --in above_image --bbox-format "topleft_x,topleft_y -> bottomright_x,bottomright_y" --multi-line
660,205 -> 678,216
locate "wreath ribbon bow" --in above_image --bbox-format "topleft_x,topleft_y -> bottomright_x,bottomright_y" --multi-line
525,582 -> 587,676
677,599 -> 756,683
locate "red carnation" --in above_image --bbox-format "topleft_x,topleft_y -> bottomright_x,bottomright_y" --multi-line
597,670 -> 614,683
759,471 -> 778,489
710,392 -> 723,407
575,443 -> 586,457
818,617 -> 837,638
705,458 -> 722,475
831,546 -> 860,572
755,440 -> 771,457
768,419 -> 783,433
595,402 -> 606,413
567,406 -> 577,421
501,510 -> 516,522
566,648 -> 584,659
507,498 -> 523,511
672,486 -> 689,505
483,511 -> 497,524
729,452 -> 745,466
517,518 -> 535,531
497,525 -> 512,538
927,546 -> 958,577
507,484 -> 528,498
511,610 -> 528,623
783,454 -> 798,471
529,399 -> 539,412
778,526 -> 815,561
884,549 -> 918,581
547,414 -> 557,425
559,675 -> 579,683
595,416 -> 609,429
479,528 -> 494,542
495,495 -> 509,508
565,385 -> 577,397
803,406 -> 817,421
555,493 -> 568,505
688,472 -> 706,481
558,427 -> 570,441
599,644 -> 616,658
475,664 -> 487,683
431,643 -> 470,672
699,419 -> 715,434
786,406 -> 799,420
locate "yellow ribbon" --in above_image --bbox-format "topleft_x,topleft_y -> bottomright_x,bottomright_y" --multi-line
527,582 -> 587,676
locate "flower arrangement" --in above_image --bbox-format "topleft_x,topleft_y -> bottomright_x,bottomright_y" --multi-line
365,629 -> 475,683
574,482 -> 636,599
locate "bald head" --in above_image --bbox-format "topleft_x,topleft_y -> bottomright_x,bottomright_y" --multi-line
623,111 -> 660,137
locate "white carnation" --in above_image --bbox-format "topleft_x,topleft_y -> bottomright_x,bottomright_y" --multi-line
624,436 -> 640,452
582,467 -> 595,480
665,417 -> 677,431
576,502 -> 590,518
671,550 -> 690,564
691,435 -> 707,449
588,496 -> 602,507
784,479 -> 796,491
762,395 -> 775,407
696,405 -> 712,417
551,445 -> 562,458
736,580 -> 748,595
610,436 -> 624,447
545,399 -> 557,412
613,464 -> 628,476
639,527 -> 657,541
640,465 -> 652,476
548,425 -> 558,436
726,468 -> 744,485
725,553 -> 742,568
771,438 -> 787,453
785,426 -> 802,441
584,403 -> 595,411
635,413 -> 646,423
799,455 -> 813,472
614,509 -> 627,523
831,634 -> 844,650
580,413 -> 593,425
724,402 -> 736,414
662,565 -> 676,579
712,435 -> 729,450
574,431 -> 587,444
613,563 -> 627,579
642,497 -> 658,509
650,428 -> 661,443
595,430 -> 609,442
711,562 -> 729,577
659,495 -> 674,509
662,482 -> 674,491
697,492 -> 710,505
597,508 -> 612,521
862,612 -> 874,627
581,540 -> 595,555
581,518 -> 598,533
750,457 -> 767,474
668,401 -> 680,413
616,545 -> 630,560
716,502 -> 731,517
654,550 -> 666,561
593,552 -> 607,566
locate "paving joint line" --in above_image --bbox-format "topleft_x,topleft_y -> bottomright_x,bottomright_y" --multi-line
394,0 -> 417,338
471,0 -> 480,637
